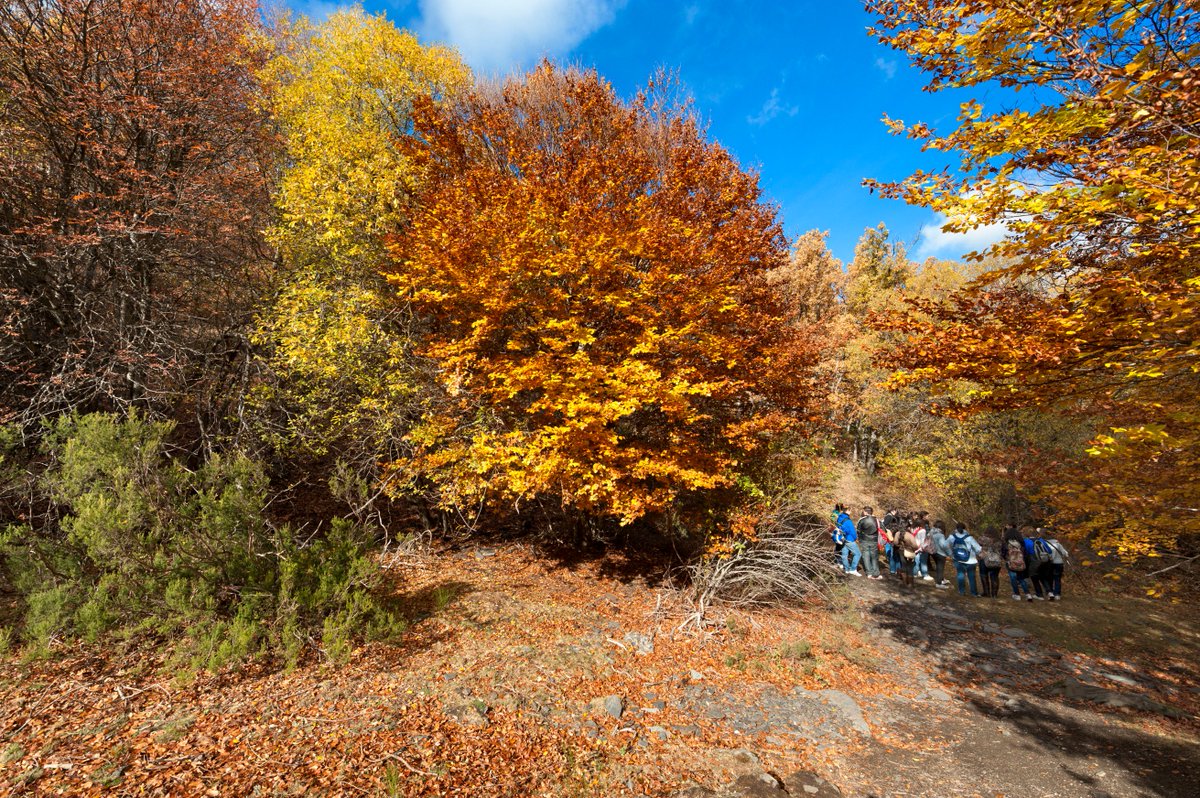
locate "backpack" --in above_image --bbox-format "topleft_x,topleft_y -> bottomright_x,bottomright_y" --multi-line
1005,539 -> 1026,571
1032,538 -> 1055,565
832,527 -> 846,546
982,546 -> 1003,569
950,533 -> 971,563
903,529 -> 919,550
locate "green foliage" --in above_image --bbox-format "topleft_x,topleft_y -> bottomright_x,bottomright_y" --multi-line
1,413 -> 399,668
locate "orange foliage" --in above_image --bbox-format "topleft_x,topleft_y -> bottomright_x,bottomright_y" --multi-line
383,65 -> 822,524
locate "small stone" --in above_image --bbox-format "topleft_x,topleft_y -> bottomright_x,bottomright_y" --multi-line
1100,672 -> 1140,688
649,725 -> 670,741
623,631 -> 654,655
689,669 -> 706,681
1002,627 -> 1030,638
474,547 -> 497,558
704,706 -> 726,720
781,770 -> 844,798
594,695 -> 625,720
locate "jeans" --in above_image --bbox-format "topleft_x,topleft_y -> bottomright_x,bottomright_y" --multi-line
1008,569 -> 1029,595
1048,563 -> 1064,596
889,544 -> 904,574
840,540 -> 862,573
931,554 -> 947,583
954,562 -> 978,595
862,538 -> 880,576
979,565 -> 1001,597
912,552 -> 929,578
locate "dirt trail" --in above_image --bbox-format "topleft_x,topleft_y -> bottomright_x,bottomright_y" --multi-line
816,578 -> 1200,798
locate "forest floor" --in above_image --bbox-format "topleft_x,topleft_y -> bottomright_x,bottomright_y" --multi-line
1,541 -> 1198,797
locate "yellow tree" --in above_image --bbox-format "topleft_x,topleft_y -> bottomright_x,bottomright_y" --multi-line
384,65 -> 824,528
867,0 -> 1200,562
252,8 -> 469,516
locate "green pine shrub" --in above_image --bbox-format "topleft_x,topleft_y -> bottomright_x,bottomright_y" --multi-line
0,413 -> 401,668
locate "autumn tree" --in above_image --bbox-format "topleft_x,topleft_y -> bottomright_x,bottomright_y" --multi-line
384,65 -> 823,530
867,1 -> 1200,561
0,0 -> 274,431
252,9 -> 469,520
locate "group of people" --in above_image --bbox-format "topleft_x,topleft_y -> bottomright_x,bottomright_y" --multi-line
829,504 -> 1072,601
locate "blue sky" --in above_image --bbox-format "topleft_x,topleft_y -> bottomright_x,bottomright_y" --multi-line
296,0 -> 1010,267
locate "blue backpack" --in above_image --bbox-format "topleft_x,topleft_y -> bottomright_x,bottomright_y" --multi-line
950,533 -> 971,563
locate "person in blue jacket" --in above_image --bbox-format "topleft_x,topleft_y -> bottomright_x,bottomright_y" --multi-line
831,504 -> 861,576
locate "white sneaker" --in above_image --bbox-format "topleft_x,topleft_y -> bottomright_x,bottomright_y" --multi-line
922,575 -> 934,581
1012,594 -> 1021,601
848,571 -> 862,577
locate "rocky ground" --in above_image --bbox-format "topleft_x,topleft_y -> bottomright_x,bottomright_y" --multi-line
2,544 -> 1197,797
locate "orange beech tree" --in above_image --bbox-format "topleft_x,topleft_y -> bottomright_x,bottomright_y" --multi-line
867,1 -> 1200,563
384,65 -> 823,530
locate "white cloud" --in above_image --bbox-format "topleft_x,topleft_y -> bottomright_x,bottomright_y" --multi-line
916,214 -> 1009,259
683,3 -> 701,25
874,57 -> 897,80
746,87 -> 798,127
416,0 -> 625,73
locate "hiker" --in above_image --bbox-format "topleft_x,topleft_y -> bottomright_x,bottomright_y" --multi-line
899,520 -> 918,587
1044,534 -> 1071,599
977,533 -> 1003,598
911,517 -> 933,582
1002,524 -> 1034,601
830,504 -> 846,565
929,520 -> 951,588
857,506 -> 882,580
948,521 -> 981,596
832,504 -> 861,576
1030,529 -> 1059,599
1027,525 -> 1046,600
883,511 -> 903,576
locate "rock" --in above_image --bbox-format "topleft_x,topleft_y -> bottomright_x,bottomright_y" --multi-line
624,631 -> 654,655
710,748 -> 762,777
473,547 -> 497,558
926,688 -> 952,701
581,719 -> 600,739
689,669 -> 706,682
1052,678 -> 1187,718
672,786 -> 717,798
720,773 -> 787,797
1001,627 -> 1030,638
704,706 -> 727,720
1099,672 -> 1140,689
944,623 -> 973,633
649,725 -> 670,741
592,695 -> 625,720
817,689 -> 871,736
781,771 -> 844,797
443,702 -> 489,727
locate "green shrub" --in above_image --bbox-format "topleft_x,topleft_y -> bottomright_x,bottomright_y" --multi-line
1,413 -> 399,669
